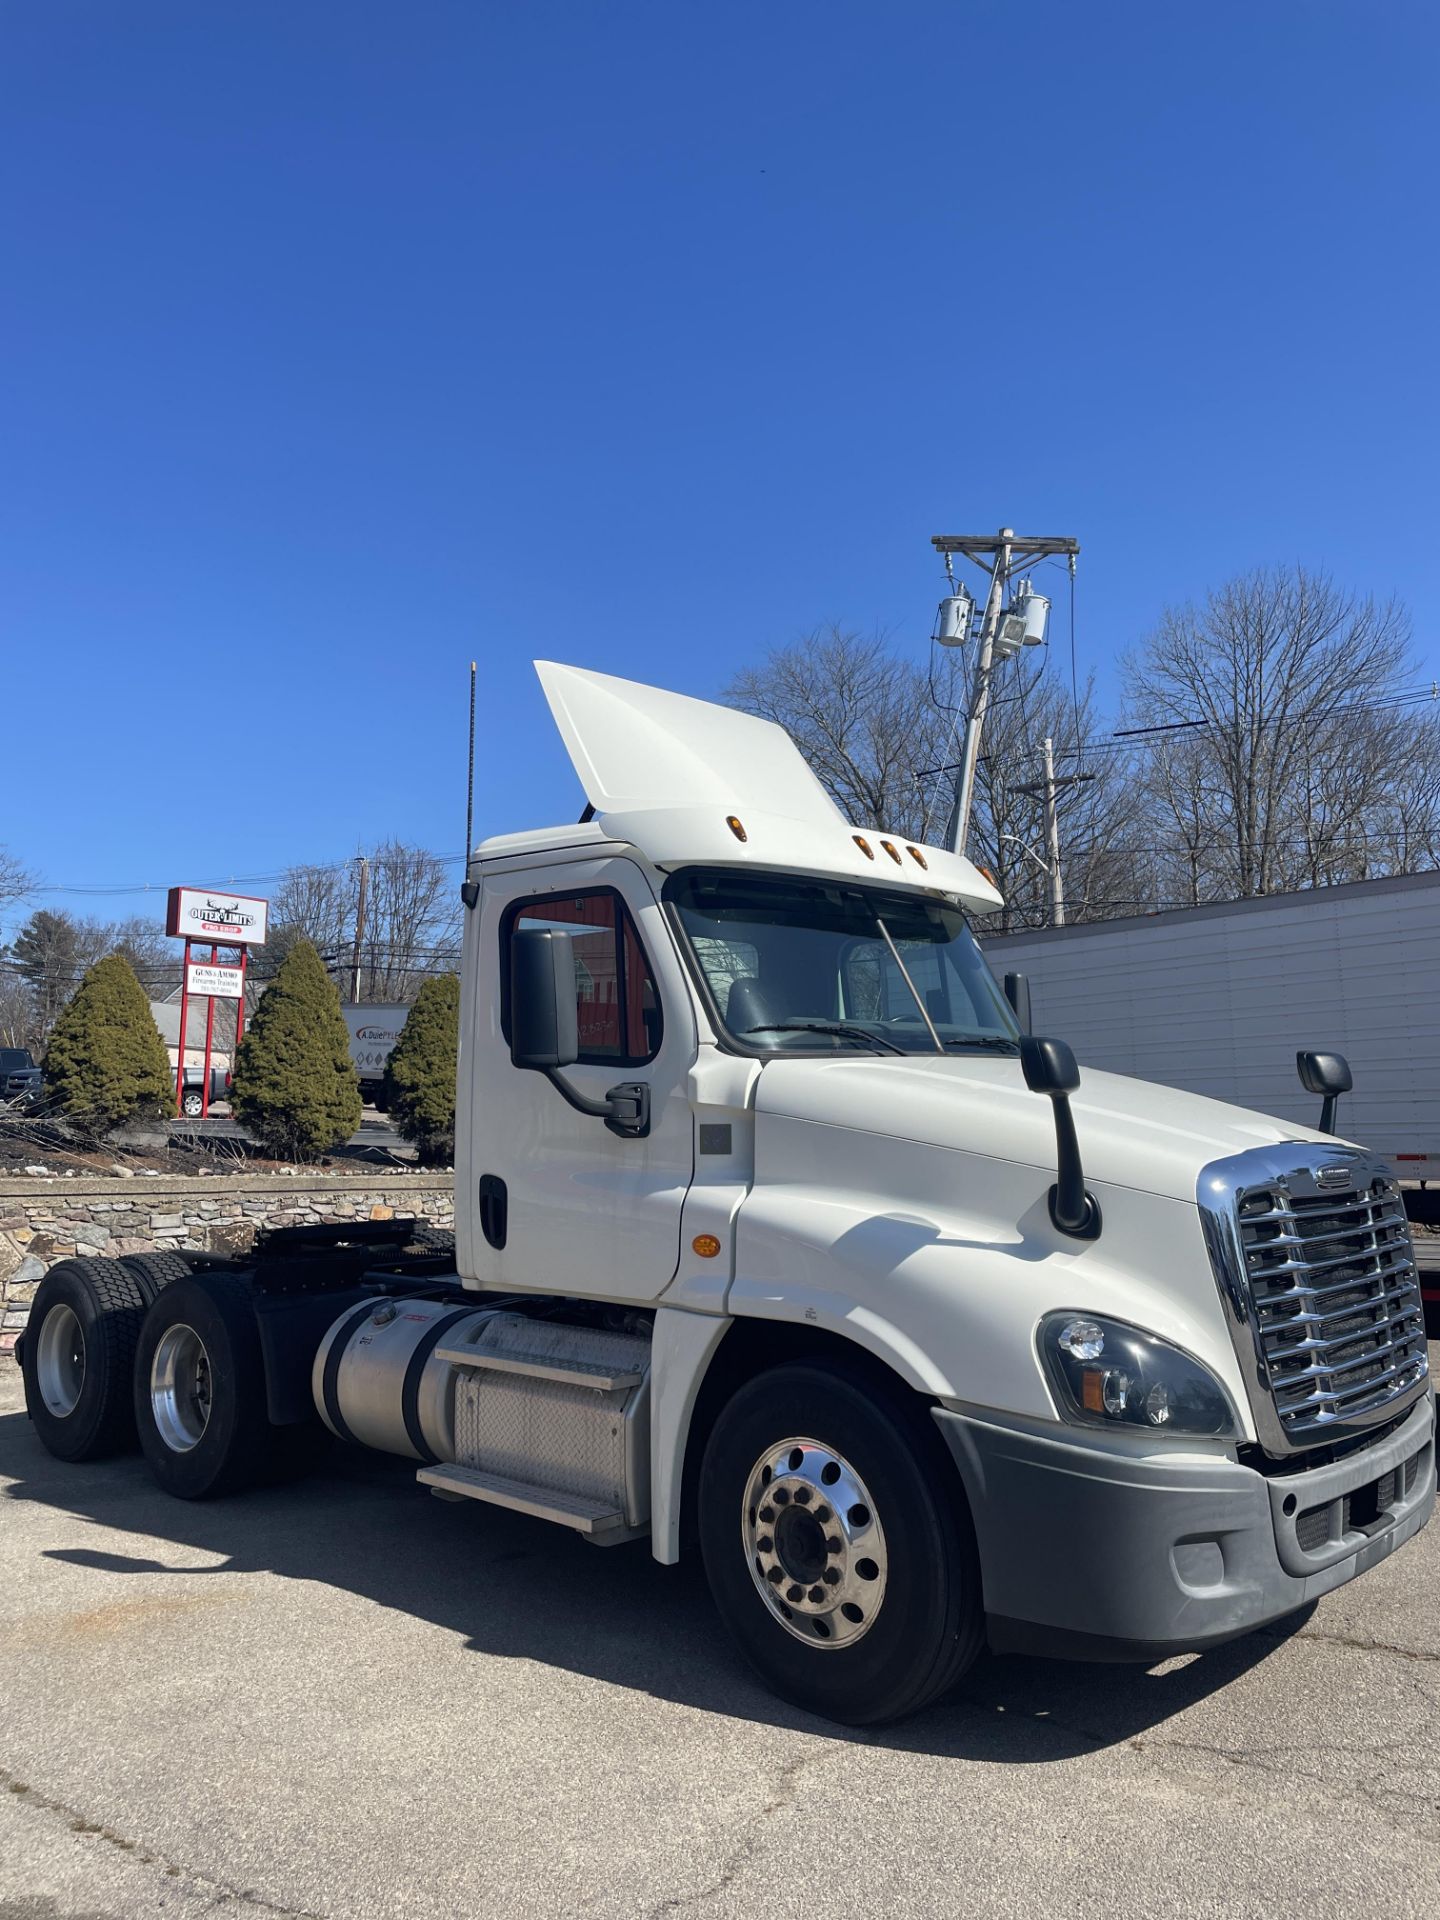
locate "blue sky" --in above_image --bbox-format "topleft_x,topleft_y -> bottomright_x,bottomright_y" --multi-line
2,1 -> 1436,938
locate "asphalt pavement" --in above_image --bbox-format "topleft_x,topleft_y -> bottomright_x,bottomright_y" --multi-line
2,1353 -> 1438,1920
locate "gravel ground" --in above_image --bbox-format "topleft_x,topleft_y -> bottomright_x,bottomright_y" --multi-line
1,1352 -> 1437,1920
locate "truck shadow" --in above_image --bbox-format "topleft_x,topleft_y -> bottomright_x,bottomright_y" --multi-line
0,1406 -> 1309,1764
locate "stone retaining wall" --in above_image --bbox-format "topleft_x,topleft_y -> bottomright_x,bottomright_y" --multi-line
0,1175 -> 455,1348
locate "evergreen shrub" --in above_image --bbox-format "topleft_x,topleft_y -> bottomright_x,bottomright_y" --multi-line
230,940 -> 362,1162
384,973 -> 459,1166
43,954 -> 174,1139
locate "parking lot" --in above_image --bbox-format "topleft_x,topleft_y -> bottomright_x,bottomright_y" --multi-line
2,1351 -> 1438,1920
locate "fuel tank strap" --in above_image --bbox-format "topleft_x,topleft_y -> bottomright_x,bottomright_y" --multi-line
321,1303 -> 381,1445
401,1308 -> 477,1463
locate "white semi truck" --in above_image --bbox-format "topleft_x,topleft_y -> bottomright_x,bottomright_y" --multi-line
18,664 -> 1435,1725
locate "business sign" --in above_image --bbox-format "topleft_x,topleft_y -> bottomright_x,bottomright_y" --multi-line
185,962 -> 245,1000
166,887 -> 268,946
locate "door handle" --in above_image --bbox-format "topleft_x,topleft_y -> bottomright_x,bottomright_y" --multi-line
479,1174 -> 508,1249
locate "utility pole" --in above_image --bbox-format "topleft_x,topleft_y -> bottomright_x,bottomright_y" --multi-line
1014,742 -> 1095,927
350,855 -> 369,1004
932,528 -> 1080,858
1041,736 -> 1065,925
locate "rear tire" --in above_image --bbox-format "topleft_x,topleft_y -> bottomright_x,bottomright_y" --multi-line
180,1090 -> 204,1118
134,1274 -> 273,1498
699,1361 -> 984,1726
21,1257 -> 150,1461
120,1251 -> 195,1304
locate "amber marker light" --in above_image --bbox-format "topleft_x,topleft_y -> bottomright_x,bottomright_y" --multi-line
852,835 -> 874,859
880,840 -> 903,864
692,1234 -> 722,1259
726,815 -> 747,842
976,864 -> 996,884
906,845 -> 928,869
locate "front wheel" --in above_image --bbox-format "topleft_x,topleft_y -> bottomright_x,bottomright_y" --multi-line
699,1362 -> 984,1725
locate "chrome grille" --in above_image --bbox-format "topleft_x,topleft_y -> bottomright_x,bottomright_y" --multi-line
1235,1175 -> 1427,1442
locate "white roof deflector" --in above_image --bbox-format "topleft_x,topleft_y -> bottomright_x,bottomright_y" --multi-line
534,661 -> 1003,912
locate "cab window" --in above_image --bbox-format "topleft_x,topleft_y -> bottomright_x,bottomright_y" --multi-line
503,888 -> 661,1065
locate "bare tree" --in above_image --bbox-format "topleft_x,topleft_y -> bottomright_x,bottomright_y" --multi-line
360,840 -> 459,1001
261,844 -> 459,1002
1124,569 -> 1435,898
0,847 -> 33,915
254,864 -> 355,988
78,915 -> 173,987
0,968 -> 37,1051
726,626 -> 1136,928
726,626 -> 966,844
964,675 -> 1136,931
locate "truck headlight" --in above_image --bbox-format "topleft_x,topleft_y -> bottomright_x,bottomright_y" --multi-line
1038,1312 -> 1239,1438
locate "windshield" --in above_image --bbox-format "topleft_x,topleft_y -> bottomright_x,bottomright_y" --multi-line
668,869 -> 1019,1056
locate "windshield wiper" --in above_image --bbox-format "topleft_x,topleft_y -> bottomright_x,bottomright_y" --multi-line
943,1034 -> 1021,1054
741,1021 -> 908,1056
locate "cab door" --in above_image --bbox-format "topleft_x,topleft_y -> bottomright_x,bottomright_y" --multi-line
465,855 -> 696,1303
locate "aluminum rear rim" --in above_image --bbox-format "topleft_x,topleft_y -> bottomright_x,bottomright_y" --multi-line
741,1436 -> 889,1649
150,1324 -> 213,1452
36,1303 -> 86,1418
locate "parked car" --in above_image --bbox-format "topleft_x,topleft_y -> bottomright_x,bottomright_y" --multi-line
178,1065 -> 230,1118
0,1047 -> 42,1106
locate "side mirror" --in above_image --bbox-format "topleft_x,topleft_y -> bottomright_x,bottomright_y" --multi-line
510,928 -> 580,1071
1003,971 -> 1032,1035
1297,1049 -> 1352,1137
1020,1032 -> 1076,1095
509,925 -> 649,1139
1019,1034 -> 1100,1240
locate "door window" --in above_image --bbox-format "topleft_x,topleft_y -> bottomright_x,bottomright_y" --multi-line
504,889 -> 662,1065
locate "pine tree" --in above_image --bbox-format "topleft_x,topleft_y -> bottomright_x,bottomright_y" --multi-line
43,954 -> 174,1139
384,973 -> 459,1166
230,940 -> 362,1162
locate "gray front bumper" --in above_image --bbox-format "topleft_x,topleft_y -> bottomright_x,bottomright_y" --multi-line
934,1390 -> 1436,1661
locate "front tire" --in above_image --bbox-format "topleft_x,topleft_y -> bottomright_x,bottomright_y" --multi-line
21,1257 -> 150,1461
699,1362 -> 983,1725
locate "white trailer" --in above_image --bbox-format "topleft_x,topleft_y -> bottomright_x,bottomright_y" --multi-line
982,873 -> 1440,1215
17,664 -> 1435,1726
341,1003 -> 409,1107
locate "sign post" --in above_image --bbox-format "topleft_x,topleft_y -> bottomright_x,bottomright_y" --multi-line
166,890 -> 268,1121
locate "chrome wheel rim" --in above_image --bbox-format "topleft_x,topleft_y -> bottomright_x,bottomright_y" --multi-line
36,1303 -> 86,1418
742,1436 -> 888,1649
150,1324 -> 213,1452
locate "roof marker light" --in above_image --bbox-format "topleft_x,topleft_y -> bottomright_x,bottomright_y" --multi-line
726,815 -> 748,842
852,835 -> 874,859
976,864 -> 996,884
906,845 -> 928,869
880,840 -> 903,864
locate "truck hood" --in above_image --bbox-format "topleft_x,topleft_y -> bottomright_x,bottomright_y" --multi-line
754,1053 -> 1332,1206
